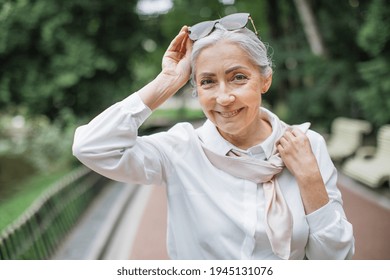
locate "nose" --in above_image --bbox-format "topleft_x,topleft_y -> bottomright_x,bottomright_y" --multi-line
216,95 -> 235,106
215,86 -> 235,106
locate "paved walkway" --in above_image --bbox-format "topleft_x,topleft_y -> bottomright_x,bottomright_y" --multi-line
52,181 -> 138,259
337,174 -> 390,259
127,174 -> 390,260
129,185 -> 169,259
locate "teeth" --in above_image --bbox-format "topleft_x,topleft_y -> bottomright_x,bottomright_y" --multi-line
219,109 -> 240,118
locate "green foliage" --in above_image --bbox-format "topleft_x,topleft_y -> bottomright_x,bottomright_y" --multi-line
355,0 -> 390,126
0,109 -> 77,172
356,58 -> 390,126
1,0 -> 389,130
357,0 -> 390,56
0,0 -> 145,119
262,0 -> 389,129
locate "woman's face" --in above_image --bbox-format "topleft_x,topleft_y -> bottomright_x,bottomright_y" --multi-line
195,40 -> 272,142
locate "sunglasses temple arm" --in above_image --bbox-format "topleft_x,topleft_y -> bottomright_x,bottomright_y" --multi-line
249,16 -> 258,36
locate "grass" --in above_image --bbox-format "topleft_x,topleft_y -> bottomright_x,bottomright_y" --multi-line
0,167 -> 72,233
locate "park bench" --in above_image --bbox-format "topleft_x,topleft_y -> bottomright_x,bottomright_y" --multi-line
326,117 -> 372,162
342,124 -> 390,188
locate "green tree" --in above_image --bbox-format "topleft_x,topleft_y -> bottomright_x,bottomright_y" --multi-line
356,0 -> 390,127
0,0 -> 145,120
272,0 -> 373,129
1,0 -> 389,130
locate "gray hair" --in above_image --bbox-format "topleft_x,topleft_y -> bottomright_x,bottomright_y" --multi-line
190,24 -> 273,94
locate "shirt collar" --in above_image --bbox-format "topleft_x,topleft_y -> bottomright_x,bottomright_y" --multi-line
197,119 -> 233,156
258,108 -> 280,159
197,107 -> 283,159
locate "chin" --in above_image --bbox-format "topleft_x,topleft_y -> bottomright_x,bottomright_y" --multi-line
216,122 -> 243,136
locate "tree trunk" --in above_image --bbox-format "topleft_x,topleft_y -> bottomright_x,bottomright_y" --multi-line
293,0 -> 327,57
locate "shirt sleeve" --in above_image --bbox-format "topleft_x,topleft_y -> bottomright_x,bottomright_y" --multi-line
72,92 -> 169,185
304,131 -> 355,260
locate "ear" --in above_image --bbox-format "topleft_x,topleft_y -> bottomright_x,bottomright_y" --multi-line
261,73 -> 273,94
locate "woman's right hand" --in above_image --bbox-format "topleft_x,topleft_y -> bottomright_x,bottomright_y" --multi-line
138,26 -> 193,110
161,26 -> 193,89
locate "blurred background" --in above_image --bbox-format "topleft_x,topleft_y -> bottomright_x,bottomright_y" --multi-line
0,0 -> 389,260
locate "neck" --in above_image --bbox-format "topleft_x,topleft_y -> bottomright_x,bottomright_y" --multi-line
218,114 -> 272,150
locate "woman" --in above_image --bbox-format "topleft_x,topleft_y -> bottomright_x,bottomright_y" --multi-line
73,13 -> 354,260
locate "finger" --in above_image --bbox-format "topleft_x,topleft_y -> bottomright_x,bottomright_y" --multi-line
291,127 -> 304,137
276,132 -> 287,146
282,130 -> 294,141
185,30 -> 193,51
179,33 -> 189,54
278,136 -> 289,148
178,37 -> 192,63
167,26 -> 189,52
277,143 -> 285,155
181,25 -> 189,32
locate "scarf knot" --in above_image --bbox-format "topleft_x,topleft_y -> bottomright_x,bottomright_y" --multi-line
198,108 -> 310,259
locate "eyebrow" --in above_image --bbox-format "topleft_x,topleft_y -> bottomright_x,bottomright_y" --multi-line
225,65 -> 249,74
198,65 -> 249,78
198,72 -> 216,78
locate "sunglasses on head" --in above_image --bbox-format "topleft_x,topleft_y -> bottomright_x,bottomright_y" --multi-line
188,12 -> 258,41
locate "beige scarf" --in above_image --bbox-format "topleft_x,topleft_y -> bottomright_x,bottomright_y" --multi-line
199,109 -> 310,259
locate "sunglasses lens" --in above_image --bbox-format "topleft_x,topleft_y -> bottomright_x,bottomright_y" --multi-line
219,13 -> 249,30
189,21 -> 215,40
189,13 -> 254,41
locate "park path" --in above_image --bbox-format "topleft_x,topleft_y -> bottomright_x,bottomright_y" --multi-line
337,174 -> 390,259
129,185 -> 169,259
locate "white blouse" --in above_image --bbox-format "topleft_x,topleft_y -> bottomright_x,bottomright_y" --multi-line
72,93 -> 355,260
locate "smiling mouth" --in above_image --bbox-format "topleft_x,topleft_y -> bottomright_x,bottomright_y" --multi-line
218,108 -> 243,118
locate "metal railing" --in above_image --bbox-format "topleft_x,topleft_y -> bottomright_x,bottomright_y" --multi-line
0,166 -> 108,259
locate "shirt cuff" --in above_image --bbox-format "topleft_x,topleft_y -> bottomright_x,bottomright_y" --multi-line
120,92 -> 153,128
305,200 -> 341,233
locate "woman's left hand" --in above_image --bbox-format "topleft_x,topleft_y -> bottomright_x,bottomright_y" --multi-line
277,128 -> 329,213
277,128 -> 318,179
